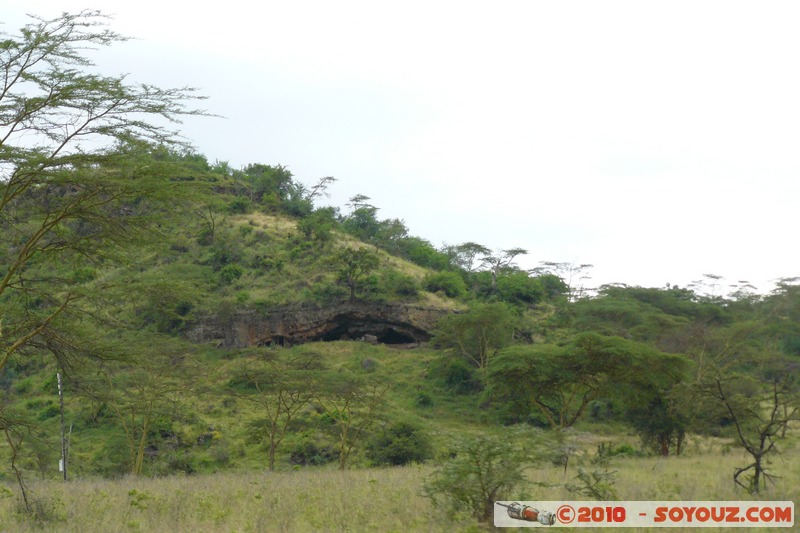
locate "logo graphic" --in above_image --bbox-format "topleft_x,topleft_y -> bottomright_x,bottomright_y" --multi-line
495,501 -> 794,528
496,502 -> 556,526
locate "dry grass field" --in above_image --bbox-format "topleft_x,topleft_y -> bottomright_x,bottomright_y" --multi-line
1,444 -> 797,532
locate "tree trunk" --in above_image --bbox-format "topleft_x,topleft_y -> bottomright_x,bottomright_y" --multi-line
268,439 -> 276,472
133,418 -> 151,475
659,433 -> 670,457
753,456 -> 763,493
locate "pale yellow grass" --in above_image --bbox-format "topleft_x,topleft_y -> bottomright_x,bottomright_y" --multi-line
230,213 -> 298,235
1,451 -> 796,532
0,467 -> 476,533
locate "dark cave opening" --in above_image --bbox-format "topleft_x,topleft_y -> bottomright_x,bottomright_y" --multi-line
377,329 -> 417,345
316,315 -> 427,345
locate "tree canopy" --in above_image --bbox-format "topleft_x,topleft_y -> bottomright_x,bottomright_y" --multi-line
0,11 -> 207,375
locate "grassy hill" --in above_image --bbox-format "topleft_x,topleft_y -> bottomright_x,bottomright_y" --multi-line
1,162 -> 478,481
1,154 -> 799,532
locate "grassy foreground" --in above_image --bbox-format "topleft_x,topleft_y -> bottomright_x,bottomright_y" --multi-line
0,450 -> 797,532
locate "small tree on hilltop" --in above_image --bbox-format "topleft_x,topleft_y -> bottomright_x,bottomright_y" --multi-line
480,248 -> 528,293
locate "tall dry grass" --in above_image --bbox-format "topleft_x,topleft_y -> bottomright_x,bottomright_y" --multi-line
0,466 -> 478,533
0,450 -> 796,532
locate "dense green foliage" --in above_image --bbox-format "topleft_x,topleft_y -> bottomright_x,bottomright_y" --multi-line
423,433 -> 529,522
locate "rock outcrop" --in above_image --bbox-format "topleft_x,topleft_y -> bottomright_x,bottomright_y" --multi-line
186,301 -> 451,348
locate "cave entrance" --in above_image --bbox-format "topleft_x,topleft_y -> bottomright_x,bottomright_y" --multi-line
378,329 -> 417,345
316,313 -> 428,345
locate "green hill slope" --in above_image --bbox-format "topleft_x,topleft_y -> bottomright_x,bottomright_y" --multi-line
1,151 -> 798,493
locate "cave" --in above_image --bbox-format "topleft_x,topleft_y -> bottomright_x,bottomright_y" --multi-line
316,312 -> 429,345
377,328 -> 417,345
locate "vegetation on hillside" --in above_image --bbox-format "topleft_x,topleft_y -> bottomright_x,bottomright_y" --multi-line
1,10 -> 799,530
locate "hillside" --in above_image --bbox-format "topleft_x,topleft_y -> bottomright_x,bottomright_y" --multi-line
1,145 -> 799,533
2,153 -> 799,481
0,157 -> 491,480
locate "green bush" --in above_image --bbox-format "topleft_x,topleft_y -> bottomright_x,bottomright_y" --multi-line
310,282 -> 349,304
423,434 -> 528,523
366,422 -> 432,466
227,196 -> 251,214
434,359 -> 482,395
289,434 -> 338,466
566,448 -> 619,500
150,452 -> 197,476
395,237 -> 451,270
91,434 -> 132,477
235,291 -> 250,304
70,266 -> 97,284
604,442 -> 642,458
219,264 -> 244,285
38,405 -> 60,421
297,207 -> 337,242
423,271 -> 466,298
13,377 -> 33,395
380,270 -> 420,299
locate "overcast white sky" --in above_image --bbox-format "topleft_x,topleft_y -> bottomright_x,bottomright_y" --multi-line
4,1 -> 798,295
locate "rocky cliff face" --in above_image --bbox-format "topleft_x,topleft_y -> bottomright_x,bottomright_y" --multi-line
186,301 -> 451,348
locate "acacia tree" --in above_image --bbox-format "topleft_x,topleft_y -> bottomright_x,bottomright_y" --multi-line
442,242 -> 491,273
97,356 -> 191,476
311,373 -> 388,470
432,302 -> 518,378
625,382 -> 692,457
63,329 -> 197,476
480,248 -> 527,293
533,261 -> 594,301
702,362 -> 799,493
0,10 -> 206,375
423,433 -> 530,524
227,354 -> 315,471
332,247 -> 380,302
488,333 -> 691,429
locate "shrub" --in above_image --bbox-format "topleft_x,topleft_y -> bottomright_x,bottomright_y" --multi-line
380,270 -> 420,299
366,422 -> 432,466
15,494 -> 67,523
396,237 -> 451,270
423,434 -> 528,523
219,264 -> 244,285
38,405 -> 60,421
289,434 -> 338,466
423,271 -> 467,298
150,452 -> 196,476
310,282 -> 349,304
227,196 -> 251,214
565,445 -> 619,500
434,359 -> 482,395
235,291 -> 249,304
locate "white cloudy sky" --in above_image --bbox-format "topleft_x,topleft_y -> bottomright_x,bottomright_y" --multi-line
4,1 -> 798,294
